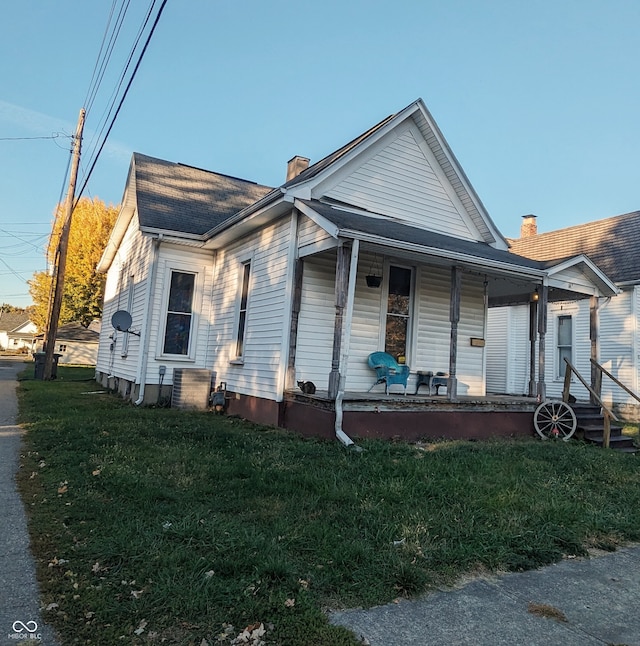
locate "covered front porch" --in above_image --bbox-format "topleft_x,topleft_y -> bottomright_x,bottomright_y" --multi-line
283,200 -> 619,444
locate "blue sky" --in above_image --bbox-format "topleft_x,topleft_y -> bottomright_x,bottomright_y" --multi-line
1,0 -> 639,308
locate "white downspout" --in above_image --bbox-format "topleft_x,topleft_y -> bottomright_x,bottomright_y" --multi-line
335,239 -> 359,447
135,235 -> 161,405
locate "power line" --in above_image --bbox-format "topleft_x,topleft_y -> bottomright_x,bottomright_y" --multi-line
76,0 -> 169,201
0,134 -> 67,141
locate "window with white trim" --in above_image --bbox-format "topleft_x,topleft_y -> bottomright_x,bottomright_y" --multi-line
384,265 -> 413,362
163,270 -> 196,356
235,261 -> 251,358
557,314 -> 572,378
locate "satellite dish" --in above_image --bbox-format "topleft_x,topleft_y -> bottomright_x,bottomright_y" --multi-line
111,310 -> 133,332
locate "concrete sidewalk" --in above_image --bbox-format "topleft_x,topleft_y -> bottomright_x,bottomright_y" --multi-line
331,544 -> 640,645
0,357 -> 59,645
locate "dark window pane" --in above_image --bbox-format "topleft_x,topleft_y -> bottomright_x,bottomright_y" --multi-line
559,347 -> 571,371
240,264 -> 250,310
163,313 -> 191,355
388,266 -> 411,297
558,316 -> 572,346
168,272 -> 195,313
236,312 -> 246,357
388,293 -> 410,316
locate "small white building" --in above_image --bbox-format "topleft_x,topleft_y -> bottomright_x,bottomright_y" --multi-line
488,212 -> 640,419
95,100 -> 617,441
0,312 -> 37,352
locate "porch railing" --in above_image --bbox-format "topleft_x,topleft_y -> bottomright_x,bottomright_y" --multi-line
562,358 -> 619,448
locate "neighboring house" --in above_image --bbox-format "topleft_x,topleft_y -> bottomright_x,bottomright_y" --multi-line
35,322 -> 101,365
488,212 -> 640,419
95,99 -> 617,441
0,312 -> 37,352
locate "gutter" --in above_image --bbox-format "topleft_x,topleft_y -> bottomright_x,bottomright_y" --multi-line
135,235 -> 161,405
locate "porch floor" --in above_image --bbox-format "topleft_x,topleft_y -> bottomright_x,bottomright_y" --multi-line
284,389 -> 539,413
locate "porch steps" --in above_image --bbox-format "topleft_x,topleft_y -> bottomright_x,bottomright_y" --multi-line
570,402 -> 636,453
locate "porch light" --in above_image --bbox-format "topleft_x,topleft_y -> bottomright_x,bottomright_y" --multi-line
531,289 -> 539,302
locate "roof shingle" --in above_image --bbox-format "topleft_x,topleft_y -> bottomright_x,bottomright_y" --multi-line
508,211 -> 640,284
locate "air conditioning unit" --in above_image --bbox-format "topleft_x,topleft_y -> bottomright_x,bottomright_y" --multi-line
171,368 -> 213,410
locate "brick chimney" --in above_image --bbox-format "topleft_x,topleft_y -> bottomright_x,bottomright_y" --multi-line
286,155 -> 310,181
520,214 -> 538,238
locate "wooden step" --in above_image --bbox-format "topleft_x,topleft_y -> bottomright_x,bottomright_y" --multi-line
568,401 -> 636,453
583,435 -> 637,451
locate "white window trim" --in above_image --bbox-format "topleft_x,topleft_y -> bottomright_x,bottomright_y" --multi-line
156,263 -> 204,362
378,260 -> 416,366
553,310 -> 575,380
230,257 -> 253,364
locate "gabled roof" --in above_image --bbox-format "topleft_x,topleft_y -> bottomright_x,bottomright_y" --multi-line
508,210 -> 640,285
35,322 -> 100,343
132,153 -> 274,235
284,99 -> 507,248
0,312 -> 32,333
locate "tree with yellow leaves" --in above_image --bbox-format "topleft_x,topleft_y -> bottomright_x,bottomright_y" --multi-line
29,197 -> 119,330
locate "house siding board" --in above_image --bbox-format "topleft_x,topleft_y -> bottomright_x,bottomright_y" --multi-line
298,214 -> 332,251
209,218 -> 291,399
599,290 -> 635,406
295,254 -> 336,386
503,306 -> 531,396
96,219 -> 151,382
486,308 -> 508,393
345,252 -> 385,390
456,274 -> 486,396
325,129 -> 476,240
415,266 -> 451,377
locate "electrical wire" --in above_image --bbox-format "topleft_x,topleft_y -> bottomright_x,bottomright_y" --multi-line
76,0 -> 169,203
0,134 -> 64,141
81,0 -> 158,181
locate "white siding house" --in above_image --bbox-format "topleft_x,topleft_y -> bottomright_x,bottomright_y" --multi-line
488,212 -> 640,420
96,100 -> 618,440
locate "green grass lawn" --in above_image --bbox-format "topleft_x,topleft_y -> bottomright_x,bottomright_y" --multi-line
16,367 -> 640,645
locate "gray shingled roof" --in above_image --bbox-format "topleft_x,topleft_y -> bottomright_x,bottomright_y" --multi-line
301,200 -> 543,271
508,211 -> 640,285
0,311 -> 31,333
133,153 -> 274,235
282,114 -> 396,189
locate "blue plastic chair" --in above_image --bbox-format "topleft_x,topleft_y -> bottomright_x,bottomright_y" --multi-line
367,352 -> 410,395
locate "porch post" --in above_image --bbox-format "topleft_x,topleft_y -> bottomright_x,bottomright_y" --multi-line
328,242 -> 352,399
590,295 -> 600,405
536,283 -> 548,401
285,257 -> 304,390
528,294 -> 538,397
448,265 -> 461,399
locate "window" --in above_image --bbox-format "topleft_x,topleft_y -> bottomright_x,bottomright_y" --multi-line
235,262 -> 251,358
163,271 -> 195,355
58,344 -> 67,352
557,315 -> 572,377
385,265 -> 412,361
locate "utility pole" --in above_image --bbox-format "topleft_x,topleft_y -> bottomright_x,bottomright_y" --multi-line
42,108 -> 85,380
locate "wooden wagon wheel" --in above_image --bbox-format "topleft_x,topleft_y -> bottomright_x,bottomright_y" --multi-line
533,401 -> 577,441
